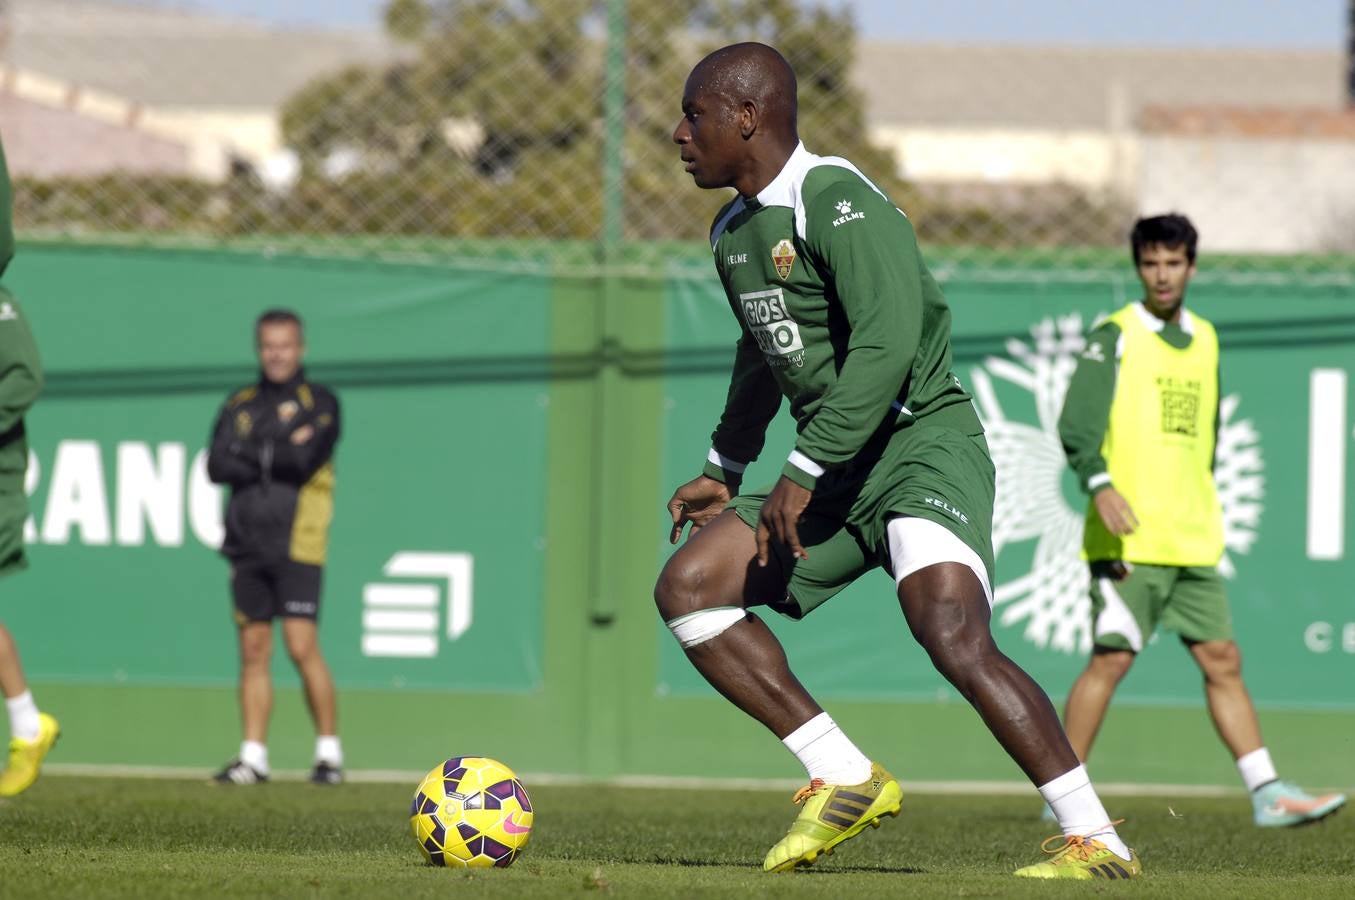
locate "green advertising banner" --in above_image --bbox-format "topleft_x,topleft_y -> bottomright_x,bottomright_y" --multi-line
659,267 -> 1355,710
4,246 -> 551,694
1,242 -> 1349,784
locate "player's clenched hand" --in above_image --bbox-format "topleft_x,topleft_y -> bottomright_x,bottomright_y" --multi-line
667,476 -> 732,544
756,476 -> 812,567
1093,486 -> 1139,536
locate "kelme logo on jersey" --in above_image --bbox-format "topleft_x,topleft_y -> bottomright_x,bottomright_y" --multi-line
832,199 -> 866,227
924,496 -> 969,524
738,287 -> 805,366
771,239 -> 796,280
969,313 -> 1265,655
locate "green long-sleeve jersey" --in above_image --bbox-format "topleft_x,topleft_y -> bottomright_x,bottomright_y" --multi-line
0,135 -> 42,488
1058,306 -> 1219,494
0,135 -> 13,278
700,143 -> 978,491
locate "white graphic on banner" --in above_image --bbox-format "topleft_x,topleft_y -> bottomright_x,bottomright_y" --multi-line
361,552 -> 474,658
969,314 -> 1265,654
21,441 -> 223,549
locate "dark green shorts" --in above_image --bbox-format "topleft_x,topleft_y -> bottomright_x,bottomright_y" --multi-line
0,487 -> 28,578
728,424 -> 996,619
1088,562 -> 1232,651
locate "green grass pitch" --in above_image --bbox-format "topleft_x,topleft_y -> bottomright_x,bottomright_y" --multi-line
0,775 -> 1350,897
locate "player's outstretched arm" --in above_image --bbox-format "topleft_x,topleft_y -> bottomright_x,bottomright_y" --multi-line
0,289 -> 42,434
710,330 -> 781,467
1058,322 -> 1119,493
790,182 -> 918,479
666,475 -> 732,544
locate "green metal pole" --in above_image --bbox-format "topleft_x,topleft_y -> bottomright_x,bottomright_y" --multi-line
582,0 -> 628,777
602,0 -> 627,260
591,0 -> 627,625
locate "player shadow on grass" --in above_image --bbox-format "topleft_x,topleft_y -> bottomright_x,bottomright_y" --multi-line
786,865 -> 927,875
653,856 -> 926,874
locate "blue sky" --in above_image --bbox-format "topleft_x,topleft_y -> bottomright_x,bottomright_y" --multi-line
139,0 -> 1347,49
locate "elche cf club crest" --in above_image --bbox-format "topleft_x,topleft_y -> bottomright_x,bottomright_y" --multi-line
771,239 -> 796,280
969,314 -> 1266,654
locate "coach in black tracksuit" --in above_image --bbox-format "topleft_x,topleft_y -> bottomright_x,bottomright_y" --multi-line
206,308 -> 344,786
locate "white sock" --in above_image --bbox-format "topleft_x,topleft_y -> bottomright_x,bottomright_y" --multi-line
4,690 -> 40,741
781,712 -> 872,785
1237,747 -> 1278,792
315,735 -> 343,766
1038,764 -> 1131,859
240,740 -> 269,775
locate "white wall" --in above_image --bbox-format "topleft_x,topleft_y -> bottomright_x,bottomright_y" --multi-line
1139,135 -> 1355,253
869,125 -> 1139,195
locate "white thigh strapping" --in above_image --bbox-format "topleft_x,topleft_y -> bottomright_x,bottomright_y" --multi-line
665,606 -> 747,648
886,516 -> 993,607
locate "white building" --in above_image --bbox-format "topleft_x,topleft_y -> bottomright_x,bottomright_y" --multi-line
1,2 -> 1350,253
0,0 -> 401,181
852,41 -> 1351,251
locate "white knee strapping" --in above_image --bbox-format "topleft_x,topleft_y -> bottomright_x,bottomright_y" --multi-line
666,606 -> 747,648
886,516 -> 993,607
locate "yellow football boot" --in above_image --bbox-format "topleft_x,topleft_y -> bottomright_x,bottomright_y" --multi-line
763,761 -> 902,872
0,712 -> 60,797
1014,830 -> 1141,880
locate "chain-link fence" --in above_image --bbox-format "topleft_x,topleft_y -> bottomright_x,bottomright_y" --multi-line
2,0 -> 1353,281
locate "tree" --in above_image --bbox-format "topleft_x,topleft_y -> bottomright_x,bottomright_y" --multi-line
274,0 -> 907,243
696,1 -> 904,198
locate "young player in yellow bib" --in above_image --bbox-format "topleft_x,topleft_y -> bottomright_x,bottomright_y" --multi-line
660,42 -> 1139,878
1055,214 -> 1345,827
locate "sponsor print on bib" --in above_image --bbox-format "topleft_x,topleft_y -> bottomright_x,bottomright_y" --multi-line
1157,375 -> 1203,437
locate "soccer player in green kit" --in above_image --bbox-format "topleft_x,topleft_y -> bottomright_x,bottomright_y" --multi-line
657,42 -> 1140,879
1055,213 -> 1345,827
0,134 -> 59,798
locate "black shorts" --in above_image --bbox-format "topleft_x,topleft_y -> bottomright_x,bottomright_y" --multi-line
230,558 -> 323,623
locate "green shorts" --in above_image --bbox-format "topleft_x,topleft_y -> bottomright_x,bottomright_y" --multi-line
727,424 -> 996,619
0,452 -> 27,580
1088,561 -> 1232,651
0,487 -> 27,578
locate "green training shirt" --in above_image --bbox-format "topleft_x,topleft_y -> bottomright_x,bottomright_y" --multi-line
1058,303 -> 1220,495
700,143 -> 978,491
0,135 -> 13,278
0,138 -> 40,489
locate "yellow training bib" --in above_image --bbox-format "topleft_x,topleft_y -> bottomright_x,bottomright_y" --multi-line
1083,303 -> 1223,565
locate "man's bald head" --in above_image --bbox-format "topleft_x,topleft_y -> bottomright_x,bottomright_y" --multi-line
688,42 -> 798,137
673,42 -> 801,194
